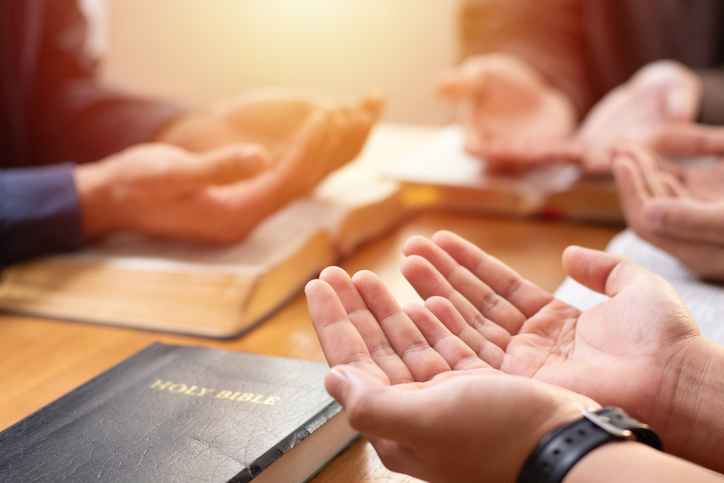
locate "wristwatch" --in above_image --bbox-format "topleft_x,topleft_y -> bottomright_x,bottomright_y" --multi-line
517,406 -> 662,483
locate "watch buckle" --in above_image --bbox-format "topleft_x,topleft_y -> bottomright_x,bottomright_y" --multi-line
582,410 -> 634,439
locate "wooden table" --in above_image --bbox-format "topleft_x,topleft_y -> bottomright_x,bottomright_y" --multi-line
0,213 -> 617,482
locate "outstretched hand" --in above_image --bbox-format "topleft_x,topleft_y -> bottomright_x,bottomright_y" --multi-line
439,54 -> 576,167
613,145 -> 724,280
480,61 -> 702,173
157,91 -> 383,160
305,268 -> 595,483
399,231 -> 700,452
77,105 -> 377,243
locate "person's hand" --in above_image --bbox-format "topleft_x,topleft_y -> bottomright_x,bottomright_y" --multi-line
612,145 -> 724,280
305,270 -> 596,483
439,54 -> 576,168
77,107 -> 376,242
482,61 -> 702,173
400,231 -> 701,454
156,91 -> 384,159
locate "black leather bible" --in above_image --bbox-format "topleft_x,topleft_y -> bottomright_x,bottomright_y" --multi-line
0,343 -> 356,482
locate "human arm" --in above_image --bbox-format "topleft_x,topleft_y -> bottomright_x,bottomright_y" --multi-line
5,104 -> 375,264
304,270 -> 723,483
398,230 -> 724,472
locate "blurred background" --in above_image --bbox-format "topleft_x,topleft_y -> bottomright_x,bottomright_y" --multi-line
101,0 -> 463,124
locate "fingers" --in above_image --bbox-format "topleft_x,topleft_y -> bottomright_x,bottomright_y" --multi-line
325,365 -> 428,441
329,103 -> 377,170
431,231 -> 554,318
304,279 -> 383,379
319,267 -> 414,384
400,255 -> 511,350
438,54 -> 544,101
561,245 -> 649,297
659,173 -> 688,198
403,235 -> 526,332
352,270 -> 451,382
477,139 -> 584,173
625,145 -> 668,197
651,124 -> 724,156
632,60 -> 701,121
358,95 -> 385,122
197,144 -> 273,182
403,301 -> 492,370
424,297 -> 504,369
279,110 -> 332,174
613,147 -> 724,244
613,150 -> 654,231
643,199 -> 724,244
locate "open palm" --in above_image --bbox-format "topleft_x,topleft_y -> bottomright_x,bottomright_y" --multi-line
439,54 -> 575,162
400,231 -> 700,425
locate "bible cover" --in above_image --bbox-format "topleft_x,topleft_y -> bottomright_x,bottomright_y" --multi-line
0,343 -> 356,483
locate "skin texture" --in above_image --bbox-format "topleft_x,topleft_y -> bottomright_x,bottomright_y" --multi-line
478,61 -> 703,174
613,145 -> 724,281
304,271 -> 595,483
77,100 -> 380,242
305,244 -> 724,482
439,54 -> 576,170
397,231 -> 718,465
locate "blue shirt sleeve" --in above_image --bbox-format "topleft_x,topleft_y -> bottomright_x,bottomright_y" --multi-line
1,164 -> 84,267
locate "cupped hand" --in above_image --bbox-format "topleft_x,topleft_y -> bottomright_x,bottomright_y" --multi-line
482,60 -> 702,173
157,91 -> 383,159
439,54 -> 576,168
613,145 -> 724,280
305,269 -> 595,483
400,230 -> 700,452
77,106 -> 376,243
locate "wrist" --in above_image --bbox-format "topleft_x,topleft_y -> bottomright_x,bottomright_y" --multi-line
564,441 -> 652,483
75,161 -> 122,239
656,335 -> 724,468
516,390 -> 601,481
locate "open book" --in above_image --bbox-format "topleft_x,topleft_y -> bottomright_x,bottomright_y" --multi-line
555,230 -> 724,344
0,161 -> 408,337
384,127 -> 623,223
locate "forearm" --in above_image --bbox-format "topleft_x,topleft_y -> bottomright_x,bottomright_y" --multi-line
566,442 -> 724,483
656,337 -> 724,472
460,0 -> 591,116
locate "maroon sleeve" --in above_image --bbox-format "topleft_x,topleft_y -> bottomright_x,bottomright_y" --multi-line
27,0 -> 186,165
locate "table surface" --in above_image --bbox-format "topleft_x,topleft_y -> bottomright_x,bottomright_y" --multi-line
0,126 -> 620,482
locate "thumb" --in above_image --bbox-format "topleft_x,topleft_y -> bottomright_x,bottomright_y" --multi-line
326,365 -> 422,441
438,67 -> 473,98
196,144 -> 273,183
562,246 -> 650,297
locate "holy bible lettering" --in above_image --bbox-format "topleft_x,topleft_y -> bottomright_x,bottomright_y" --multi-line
0,344 -> 356,483
149,378 -> 281,405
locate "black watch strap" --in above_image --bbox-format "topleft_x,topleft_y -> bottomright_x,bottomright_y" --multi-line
517,407 -> 662,483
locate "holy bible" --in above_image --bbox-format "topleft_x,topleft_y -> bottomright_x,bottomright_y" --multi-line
0,343 -> 355,483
